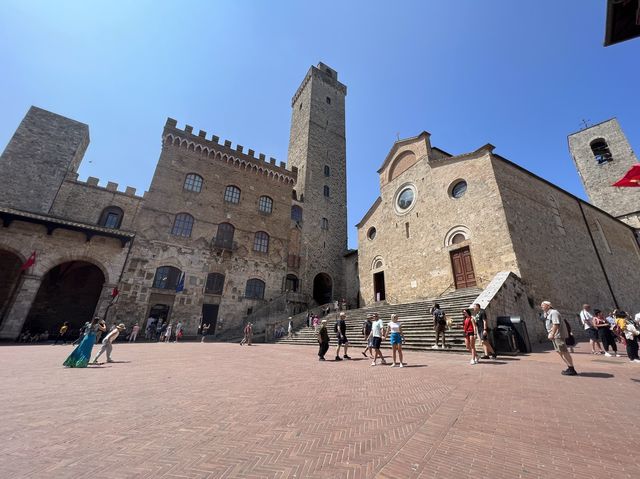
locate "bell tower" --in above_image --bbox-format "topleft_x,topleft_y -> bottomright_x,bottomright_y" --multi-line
287,63 -> 348,305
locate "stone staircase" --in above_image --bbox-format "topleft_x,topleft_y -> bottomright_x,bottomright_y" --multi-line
275,288 -> 482,353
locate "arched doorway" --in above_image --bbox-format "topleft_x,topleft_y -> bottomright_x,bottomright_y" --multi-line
313,273 -> 332,305
0,249 -> 23,325
22,261 -> 105,336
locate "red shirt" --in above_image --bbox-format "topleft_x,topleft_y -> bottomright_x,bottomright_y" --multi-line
463,317 -> 475,334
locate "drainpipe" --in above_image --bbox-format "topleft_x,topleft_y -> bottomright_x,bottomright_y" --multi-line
577,201 -> 619,309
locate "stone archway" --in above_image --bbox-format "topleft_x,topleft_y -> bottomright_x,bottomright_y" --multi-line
313,273 -> 333,305
0,249 -> 24,326
22,261 -> 105,335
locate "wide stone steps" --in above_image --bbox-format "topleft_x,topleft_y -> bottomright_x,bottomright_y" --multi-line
275,289 -> 482,353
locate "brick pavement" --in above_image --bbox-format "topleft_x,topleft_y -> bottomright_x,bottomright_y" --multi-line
0,341 -> 639,479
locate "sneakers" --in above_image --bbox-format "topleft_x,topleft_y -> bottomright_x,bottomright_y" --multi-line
633,359 -> 640,363
106,359 -> 114,363
615,353 -> 621,357
381,360 -> 388,365
391,363 -> 398,367
561,367 -> 578,376
469,359 -> 476,365
604,352 -> 612,357
319,357 -> 325,361
343,355 -> 351,360
491,354 -> 497,359
361,351 -> 368,358
480,355 -> 490,360
431,344 -> 439,349
399,363 -> 404,368
335,356 -> 342,361
370,361 -> 377,366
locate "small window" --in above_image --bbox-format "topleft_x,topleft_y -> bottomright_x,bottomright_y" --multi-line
405,222 -> 410,238
98,206 -> 124,229
326,97 -> 331,104
205,273 -> 225,294
153,266 -> 181,289
291,205 -> 303,223
253,231 -> 270,253
184,173 -> 203,192
224,185 -> 241,204
591,139 -> 613,165
321,218 -> 329,230
451,180 -> 468,199
324,165 -> 330,177
367,227 -> 376,240
323,185 -> 330,197
285,274 -> 299,292
451,233 -> 466,244
258,196 -> 273,214
214,223 -> 235,249
245,278 -> 265,299
171,213 -> 194,237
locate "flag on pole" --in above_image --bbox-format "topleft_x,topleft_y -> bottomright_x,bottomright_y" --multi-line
612,164 -> 640,187
175,272 -> 185,293
20,251 -> 36,271
110,287 -> 120,305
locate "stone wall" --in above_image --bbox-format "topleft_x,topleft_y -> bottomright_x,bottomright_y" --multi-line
343,250 -> 359,309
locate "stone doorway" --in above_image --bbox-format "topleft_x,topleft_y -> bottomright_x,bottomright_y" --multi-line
23,261 -> 105,335
450,246 -> 477,289
0,249 -> 23,326
202,303 -> 219,334
313,273 -> 332,305
373,271 -> 386,302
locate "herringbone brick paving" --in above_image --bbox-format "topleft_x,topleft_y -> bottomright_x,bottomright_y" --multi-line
1,341 -> 639,478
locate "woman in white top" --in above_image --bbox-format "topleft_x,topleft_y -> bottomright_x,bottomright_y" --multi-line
386,314 -> 405,367
164,323 -> 172,342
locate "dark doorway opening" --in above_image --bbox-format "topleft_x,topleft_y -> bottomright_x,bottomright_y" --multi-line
202,303 -> 219,334
0,249 -> 23,326
450,246 -> 477,289
373,271 -> 386,302
23,261 -> 105,336
313,273 -> 332,305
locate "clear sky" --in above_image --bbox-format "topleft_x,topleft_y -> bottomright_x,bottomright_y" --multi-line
1,1 -> 638,249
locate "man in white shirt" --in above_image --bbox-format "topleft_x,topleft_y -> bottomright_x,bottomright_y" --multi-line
368,313 -> 387,366
543,301 -> 577,376
580,304 -> 604,355
92,323 -> 126,364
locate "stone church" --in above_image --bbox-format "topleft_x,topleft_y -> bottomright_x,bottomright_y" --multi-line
1,59 -> 639,343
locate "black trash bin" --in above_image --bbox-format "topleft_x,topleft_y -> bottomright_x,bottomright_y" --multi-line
492,325 -> 518,354
497,316 -> 531,353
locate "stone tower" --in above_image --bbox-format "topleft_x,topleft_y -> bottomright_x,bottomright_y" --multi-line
287,62 -> 348,305
568,118 -> 640,226
0,106 -> 89,215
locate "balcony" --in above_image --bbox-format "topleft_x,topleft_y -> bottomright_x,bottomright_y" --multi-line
211,238 -> 238,252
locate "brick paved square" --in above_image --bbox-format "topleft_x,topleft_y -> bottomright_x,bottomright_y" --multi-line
1,342 -> 639,478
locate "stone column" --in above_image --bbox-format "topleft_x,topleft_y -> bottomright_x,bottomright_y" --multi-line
0,274 -> 42,340
93,283 -> 118,322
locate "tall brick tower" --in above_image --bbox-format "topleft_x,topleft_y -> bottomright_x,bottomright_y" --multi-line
568,118 -> 640,226
287,62 -> 348,305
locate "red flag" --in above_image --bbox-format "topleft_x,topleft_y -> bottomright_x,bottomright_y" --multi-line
612,164 -> 640,187
111,287 -> 119,298
20,251 -> 36,271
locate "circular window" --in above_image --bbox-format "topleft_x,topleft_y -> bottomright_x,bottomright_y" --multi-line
451,233 -> 466,244
450,180 -> 467,199
394,184 -> 417,215
367,227 -> 377,240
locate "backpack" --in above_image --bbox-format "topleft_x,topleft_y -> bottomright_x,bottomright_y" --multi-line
334,320 -> 339,333
434,309 -> 446,324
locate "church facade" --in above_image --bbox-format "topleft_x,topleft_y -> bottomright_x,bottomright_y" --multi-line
0,63 -> 349,339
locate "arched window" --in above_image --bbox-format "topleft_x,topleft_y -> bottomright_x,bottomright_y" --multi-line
324,165 -> 330,177
245,278 -> 265,299
152,266 -> 181,289
171,213 -> 194,237
451,233 -> 466,244
258,196 -> 273,214
205,273 -> 225,294
184,173 -> 203,192
590,139 -> 613,164
214,223 -> 235,249
253,231 -> 270,253
291,205 -> 303,223
224,185 -> 241,204
321,218 -> 329,230
323,185 -> 330,197
98,206 -> 124,229
285,274 -> 299,292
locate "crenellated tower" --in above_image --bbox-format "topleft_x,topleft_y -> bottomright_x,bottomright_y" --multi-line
287,62 -> 348,305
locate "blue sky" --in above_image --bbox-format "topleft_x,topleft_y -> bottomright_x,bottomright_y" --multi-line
1,1 -> 638,249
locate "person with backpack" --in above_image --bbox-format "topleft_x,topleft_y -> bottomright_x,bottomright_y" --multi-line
431,303 -> 447,349
615,311 -> 640,363
361,314 -> 374,359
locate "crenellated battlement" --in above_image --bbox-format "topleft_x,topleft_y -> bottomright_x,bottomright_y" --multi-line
163,118 -> 297,185
65,172 -> 145,198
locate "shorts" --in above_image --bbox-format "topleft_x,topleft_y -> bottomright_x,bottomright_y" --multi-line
390,332 -> 402,345
372,336 -> 382,349
465,332 -> 475,338
367,337 -> 373,348
551,338 -> 568,352
586,328 -> 598,341
435,323 -> 447,333
338,335 -> 349,345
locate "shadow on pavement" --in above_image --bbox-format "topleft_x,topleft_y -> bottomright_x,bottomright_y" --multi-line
579,372 -> 614,378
